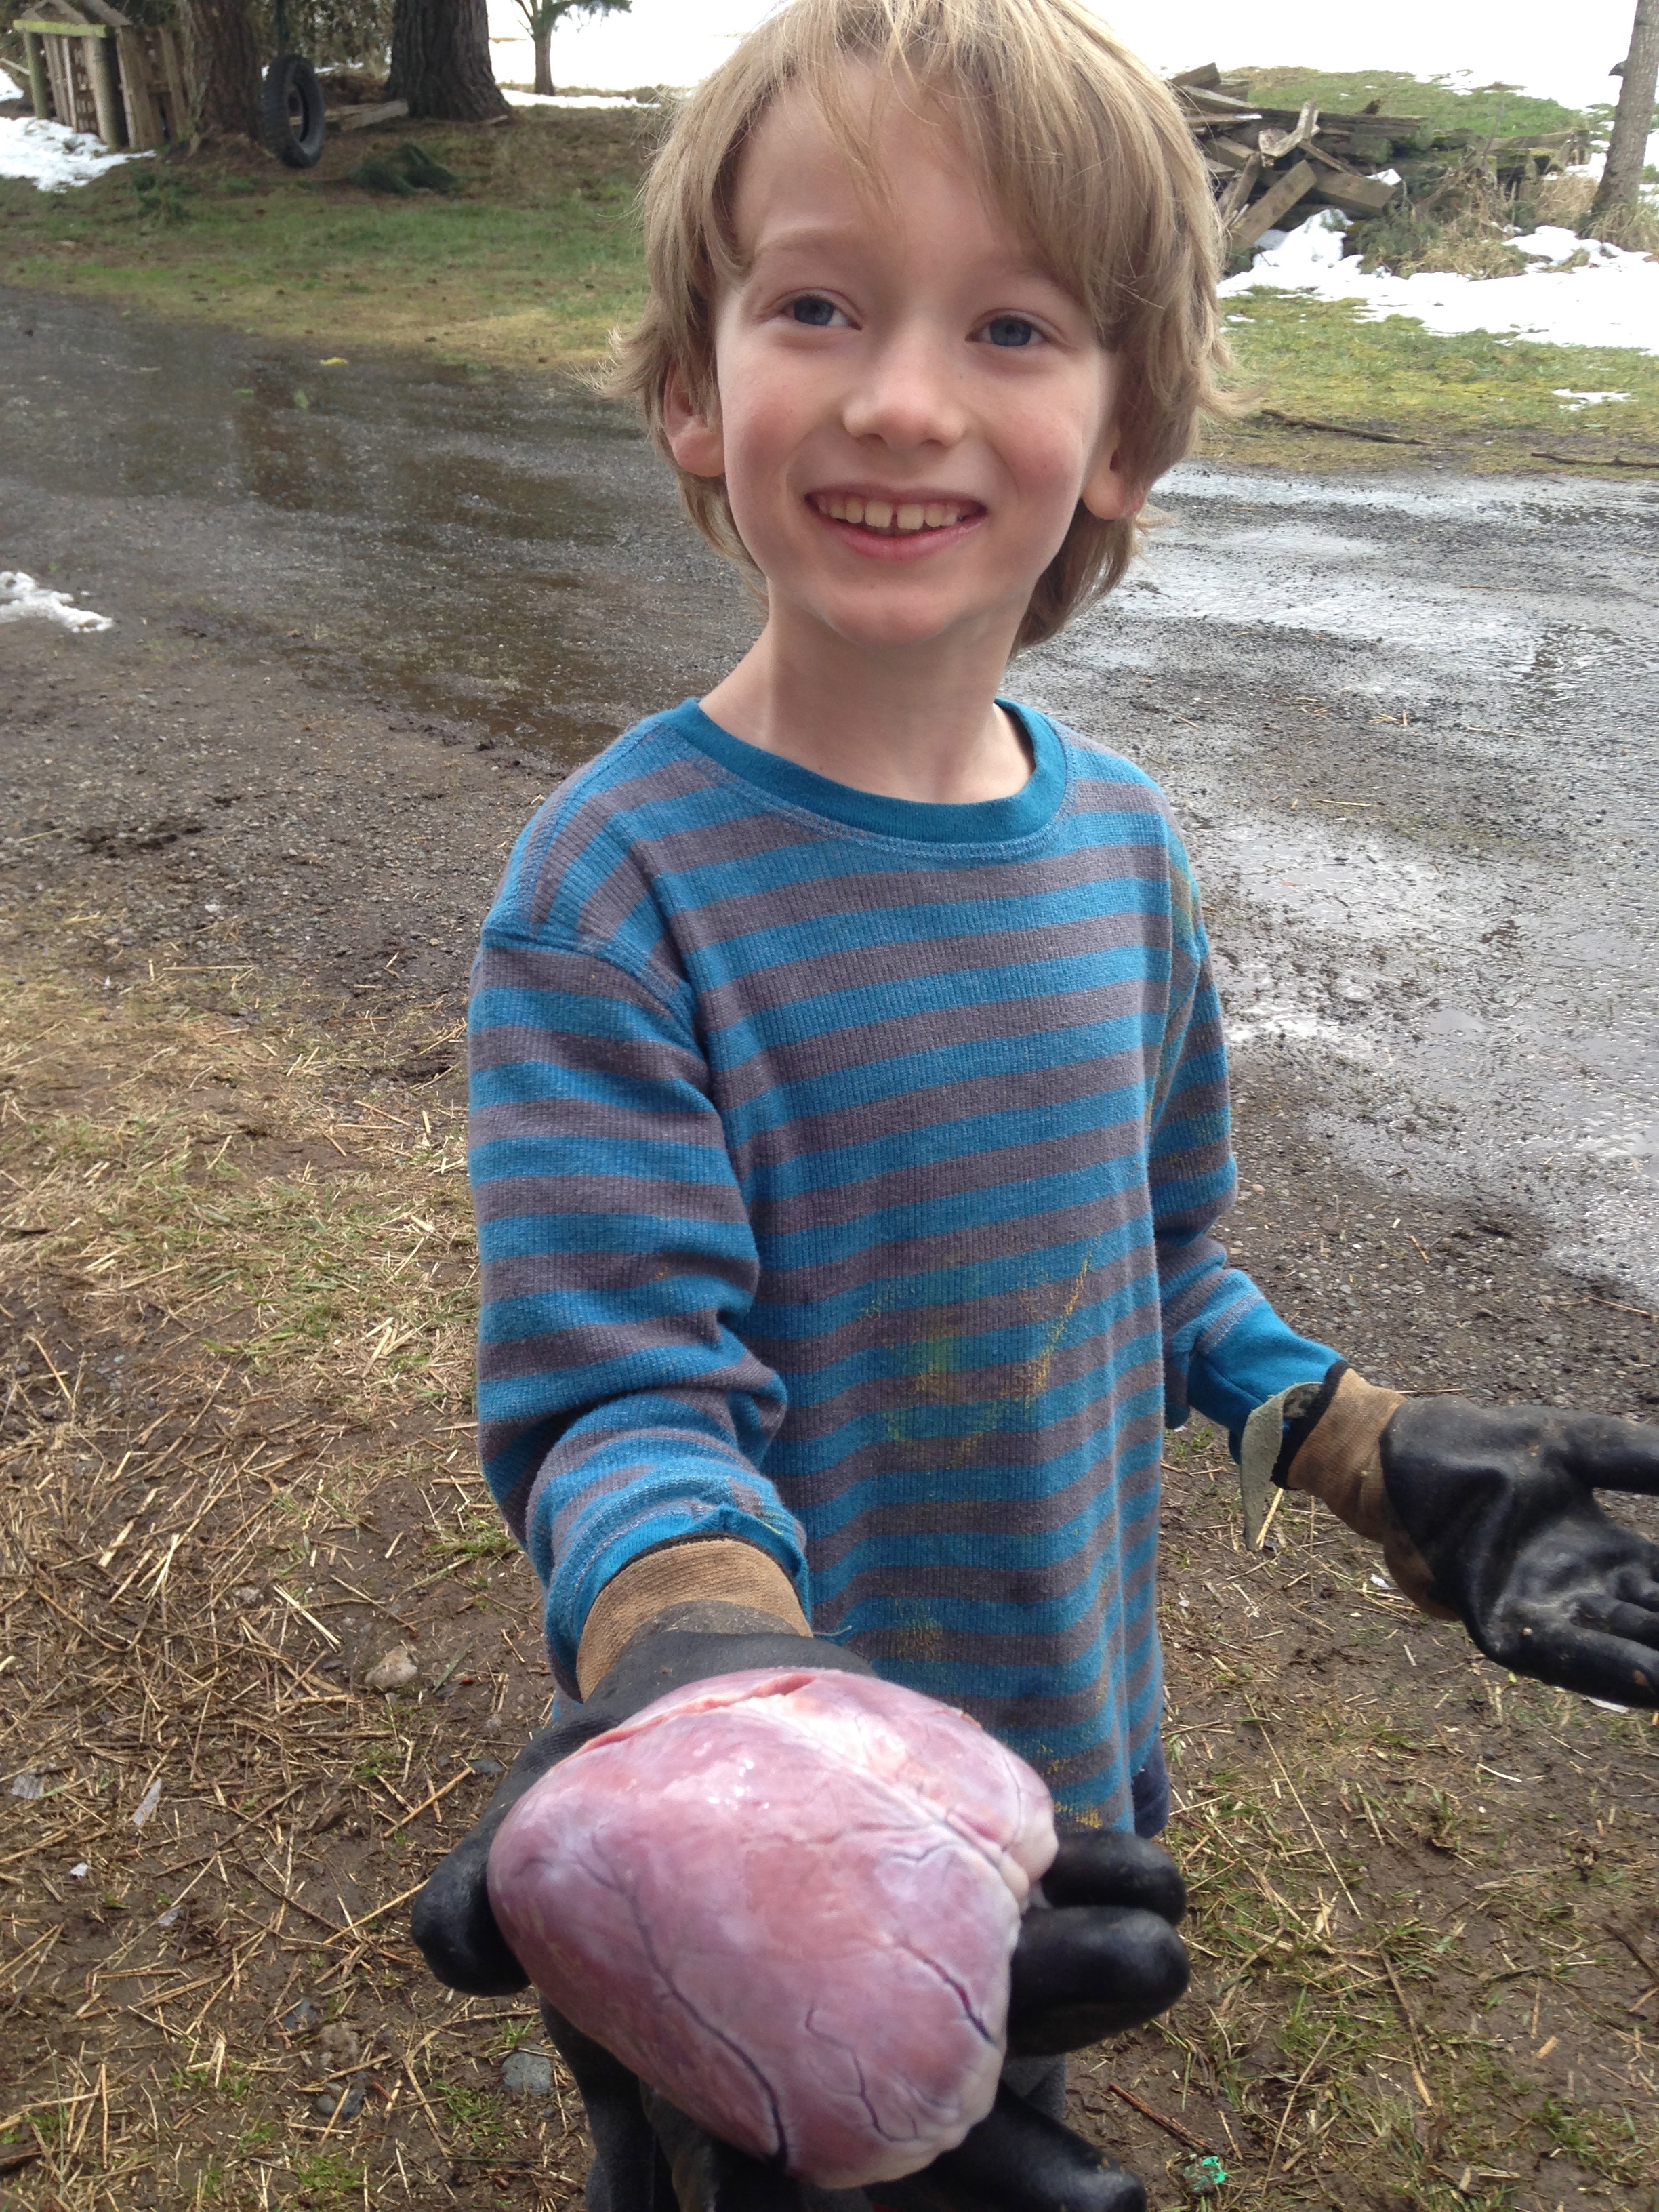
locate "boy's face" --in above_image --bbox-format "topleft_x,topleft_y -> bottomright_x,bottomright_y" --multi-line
665,72 -> 1137,660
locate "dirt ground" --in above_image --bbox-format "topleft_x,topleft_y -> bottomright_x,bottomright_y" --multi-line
3,293 -> 1658,2210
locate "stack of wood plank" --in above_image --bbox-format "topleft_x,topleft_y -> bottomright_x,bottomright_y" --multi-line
1171,64 -> 1590,253
16,0 -> 186,152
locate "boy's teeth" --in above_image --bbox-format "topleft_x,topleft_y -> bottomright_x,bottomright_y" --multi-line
819,495 -> 968,533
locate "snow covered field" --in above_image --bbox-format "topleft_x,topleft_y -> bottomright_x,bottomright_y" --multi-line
499,89 -> 652,108
1223,211 -> 1659,355
0,115 -> 146,192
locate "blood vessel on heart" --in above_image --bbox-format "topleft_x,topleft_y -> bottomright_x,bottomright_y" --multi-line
487,1668 -> 1058,2186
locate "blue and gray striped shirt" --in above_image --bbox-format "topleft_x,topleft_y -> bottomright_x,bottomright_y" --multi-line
469,699 -> 1335,1827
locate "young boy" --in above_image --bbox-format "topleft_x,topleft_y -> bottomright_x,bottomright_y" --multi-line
417,1 -> 1659,2203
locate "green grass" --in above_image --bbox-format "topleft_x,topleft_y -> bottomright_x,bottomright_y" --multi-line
1229,66 -> 1594,143
290,2149 -> 367,2203
432,2077 -> 513,2157
434,1503 -> 522,1561
1210,293 -> 1659,470
0,106 -> 655,375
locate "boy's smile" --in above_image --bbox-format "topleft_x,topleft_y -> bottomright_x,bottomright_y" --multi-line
808,488 -> 980,545
666,68 -> 1139,691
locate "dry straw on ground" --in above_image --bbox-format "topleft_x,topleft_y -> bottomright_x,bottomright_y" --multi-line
3,914 -> 1658,2210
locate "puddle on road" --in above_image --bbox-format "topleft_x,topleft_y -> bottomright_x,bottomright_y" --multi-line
0,287 -> 749,758
1164,459 -> 1659,528
1195,812 -> 1659,1298
1026,466 -> 1659,1300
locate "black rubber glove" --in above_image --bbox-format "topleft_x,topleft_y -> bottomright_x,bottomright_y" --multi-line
1006,1828 -> 1188,2055
620,1828 -> 1189,2212
1382,1396 -> 1659,1703
651,2082 -> 1153,2212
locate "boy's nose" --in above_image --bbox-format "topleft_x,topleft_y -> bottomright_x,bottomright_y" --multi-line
840,325 -> 968,451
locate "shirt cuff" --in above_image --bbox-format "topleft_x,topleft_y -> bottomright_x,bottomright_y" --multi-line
1187,1296 -> 1342,1451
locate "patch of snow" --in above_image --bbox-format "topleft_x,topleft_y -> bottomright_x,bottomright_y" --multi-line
1223,207 -> 1659,356
1513,224 -> 1596,265
0,114 -> 148,191
1553,388 -> 1631,409
1,571 -> 114,632
501,89 -> 652,108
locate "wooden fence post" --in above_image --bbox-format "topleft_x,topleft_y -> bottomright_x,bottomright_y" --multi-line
88,26 -> 125,146
24,27 -> 52,116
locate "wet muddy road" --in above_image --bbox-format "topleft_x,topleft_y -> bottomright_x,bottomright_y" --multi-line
5,285 -> 1657,1410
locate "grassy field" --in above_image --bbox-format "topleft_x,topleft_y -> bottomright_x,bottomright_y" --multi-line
1216,293 -> 1659,472
3,904 -> 1656,2211
1,105 -> 1657,476
0,106 -> 654,373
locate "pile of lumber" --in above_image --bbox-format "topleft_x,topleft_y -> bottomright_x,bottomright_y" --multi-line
1171,64 -> 1590,254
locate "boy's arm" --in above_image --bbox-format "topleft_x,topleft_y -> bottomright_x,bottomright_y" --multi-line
1140,863 -> 1338,1447
470,926 -> 811,1695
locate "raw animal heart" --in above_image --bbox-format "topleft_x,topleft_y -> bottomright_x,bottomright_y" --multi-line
487,1667 -> 1057,2186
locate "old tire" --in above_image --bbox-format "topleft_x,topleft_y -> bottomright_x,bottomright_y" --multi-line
262,54 -> 326,170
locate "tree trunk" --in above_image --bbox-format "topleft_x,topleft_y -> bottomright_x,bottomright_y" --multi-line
388,0 -> 509,122
533,24 -> 554,96
179,0 -> 262,139
1593,0 -> 1659,222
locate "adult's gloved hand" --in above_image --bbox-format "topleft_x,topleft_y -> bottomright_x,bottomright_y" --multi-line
1267,1364 -> 1659,1704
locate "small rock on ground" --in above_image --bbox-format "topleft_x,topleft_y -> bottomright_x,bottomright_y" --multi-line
313,2079 -> 367,2123
501,2049 -> 552,2097
363,1643 -> 419,1693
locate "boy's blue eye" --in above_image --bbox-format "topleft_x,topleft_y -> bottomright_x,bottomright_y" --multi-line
984,316 -> 1040,348
790,297 -> 838,327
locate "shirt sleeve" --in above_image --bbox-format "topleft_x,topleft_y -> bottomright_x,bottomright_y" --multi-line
468,926 -> 811,1696
1146,842 -> 1339,1451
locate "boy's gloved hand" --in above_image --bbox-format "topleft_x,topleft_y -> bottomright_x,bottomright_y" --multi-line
1269,1364 -> 1659,1704
1006,1828 -> 1188,2054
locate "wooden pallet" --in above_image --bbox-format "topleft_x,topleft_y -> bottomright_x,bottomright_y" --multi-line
16,0 -> 186,152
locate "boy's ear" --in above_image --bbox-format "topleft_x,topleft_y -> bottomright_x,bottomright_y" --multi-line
663,364 -> 726,480
1080,432 -> 1143,525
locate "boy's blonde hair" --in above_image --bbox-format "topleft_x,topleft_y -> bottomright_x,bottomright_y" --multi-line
609,0 -> 1231,650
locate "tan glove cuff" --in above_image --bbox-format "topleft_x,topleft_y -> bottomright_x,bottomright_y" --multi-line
575,1538 -> 809,1698
1283,1369 -> 1404,1538
1284,1370 -> 1456,1619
